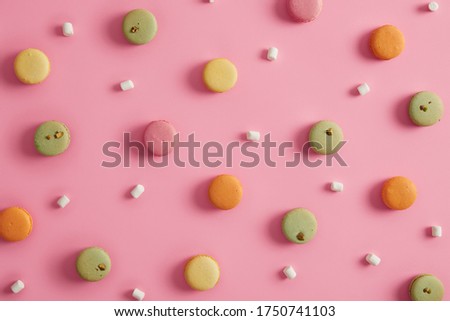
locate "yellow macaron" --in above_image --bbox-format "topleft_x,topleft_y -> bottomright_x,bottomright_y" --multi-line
184,255 -> 220,291
14,48 -> 51,84
203,58 -> 238,93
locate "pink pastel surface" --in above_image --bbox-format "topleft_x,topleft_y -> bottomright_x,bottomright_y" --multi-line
1,0 -> 450,301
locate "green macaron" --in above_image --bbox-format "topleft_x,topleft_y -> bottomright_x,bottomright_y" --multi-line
122,9 -> 158,45
282,208 -> 318,244
409,91 -> 444,126
409,274 -> 444,301
309,120 -> 344,155
76,247 -> 111,282
34,121 -> 70,156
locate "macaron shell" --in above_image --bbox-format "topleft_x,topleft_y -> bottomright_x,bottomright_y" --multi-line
76,247 -> 112,282
287,0 -> 323,22
369,25 -> 405,60
143,120 -> 177,156
281,208 -> 318,244
208,174 -> 243,210
0,207 -> 33,242
409,91 -> 444,126
184,255 -> 220,291
14,48 -> 50,84
409,274 -> 444,301
34,121 -> 71,156
122,9 -> 158,45
309,120 -> 344,155
381,176 -> 417,210
202,58 -> 238,93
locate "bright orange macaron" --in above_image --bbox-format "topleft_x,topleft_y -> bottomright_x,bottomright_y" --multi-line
208,174 -> 243,210
370,25 -> 405,60
0,207 -> 33,241
381,176 -> 417,210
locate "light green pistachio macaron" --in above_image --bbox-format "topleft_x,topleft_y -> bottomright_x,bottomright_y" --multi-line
122,9 -> 157,45
282,208 -> 318,244
34,120 -> 70,156
76,247 -> 112,282
409,91 -> 444,126
309,120 -> 344,155
409,274 -> 444,301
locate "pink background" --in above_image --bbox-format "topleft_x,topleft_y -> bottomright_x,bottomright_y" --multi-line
1,0 -> 450,301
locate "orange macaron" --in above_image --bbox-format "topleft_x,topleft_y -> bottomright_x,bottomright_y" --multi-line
208,174 -> 243,210
370,25 -> 405,60
381,176 -> 417,210
0,207 -> 33,242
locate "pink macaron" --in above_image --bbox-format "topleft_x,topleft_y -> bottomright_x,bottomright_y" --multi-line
286,0 -> 323,23
143,120 -> 177,156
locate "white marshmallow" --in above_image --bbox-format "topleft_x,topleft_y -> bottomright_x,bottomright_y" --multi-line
11,280 -> 25,294
131,184 -> 145,199
120,80 -> 135,91
432,226 -> 442,237
132,288 -> 145,301
267,47 -> 278,61
283,265 -> 297,280
246,131 -> 260,141
57,195 -> 70,208
428,2 -> 439,11
330,181 -> 344,192
366,253 -> 381,266
357,83 -> 370,96
62,22 -> 74,37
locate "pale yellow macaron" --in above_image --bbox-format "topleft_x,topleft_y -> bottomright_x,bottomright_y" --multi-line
184,255 -> 220,291
203,58 -> 237,93
14,48 -> 51,84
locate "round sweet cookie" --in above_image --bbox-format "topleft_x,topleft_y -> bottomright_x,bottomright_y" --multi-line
143,120 -> 177,156
122,9 -> 158,45
281,208 -> 318,244
0,207 -> 33,242
369,25 -> 405,60
184,255 -> 220,291
409,274 -> 444,301
286,0 -> 323,23
381,176 -> 417,210
203,58 -> 238,93
208,174 -> 243,210
34,121 -> 71,156
76,247 -> 111,282
409,91 -> 444,126
14,48 -> 50,84
309,120 -> 344,155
